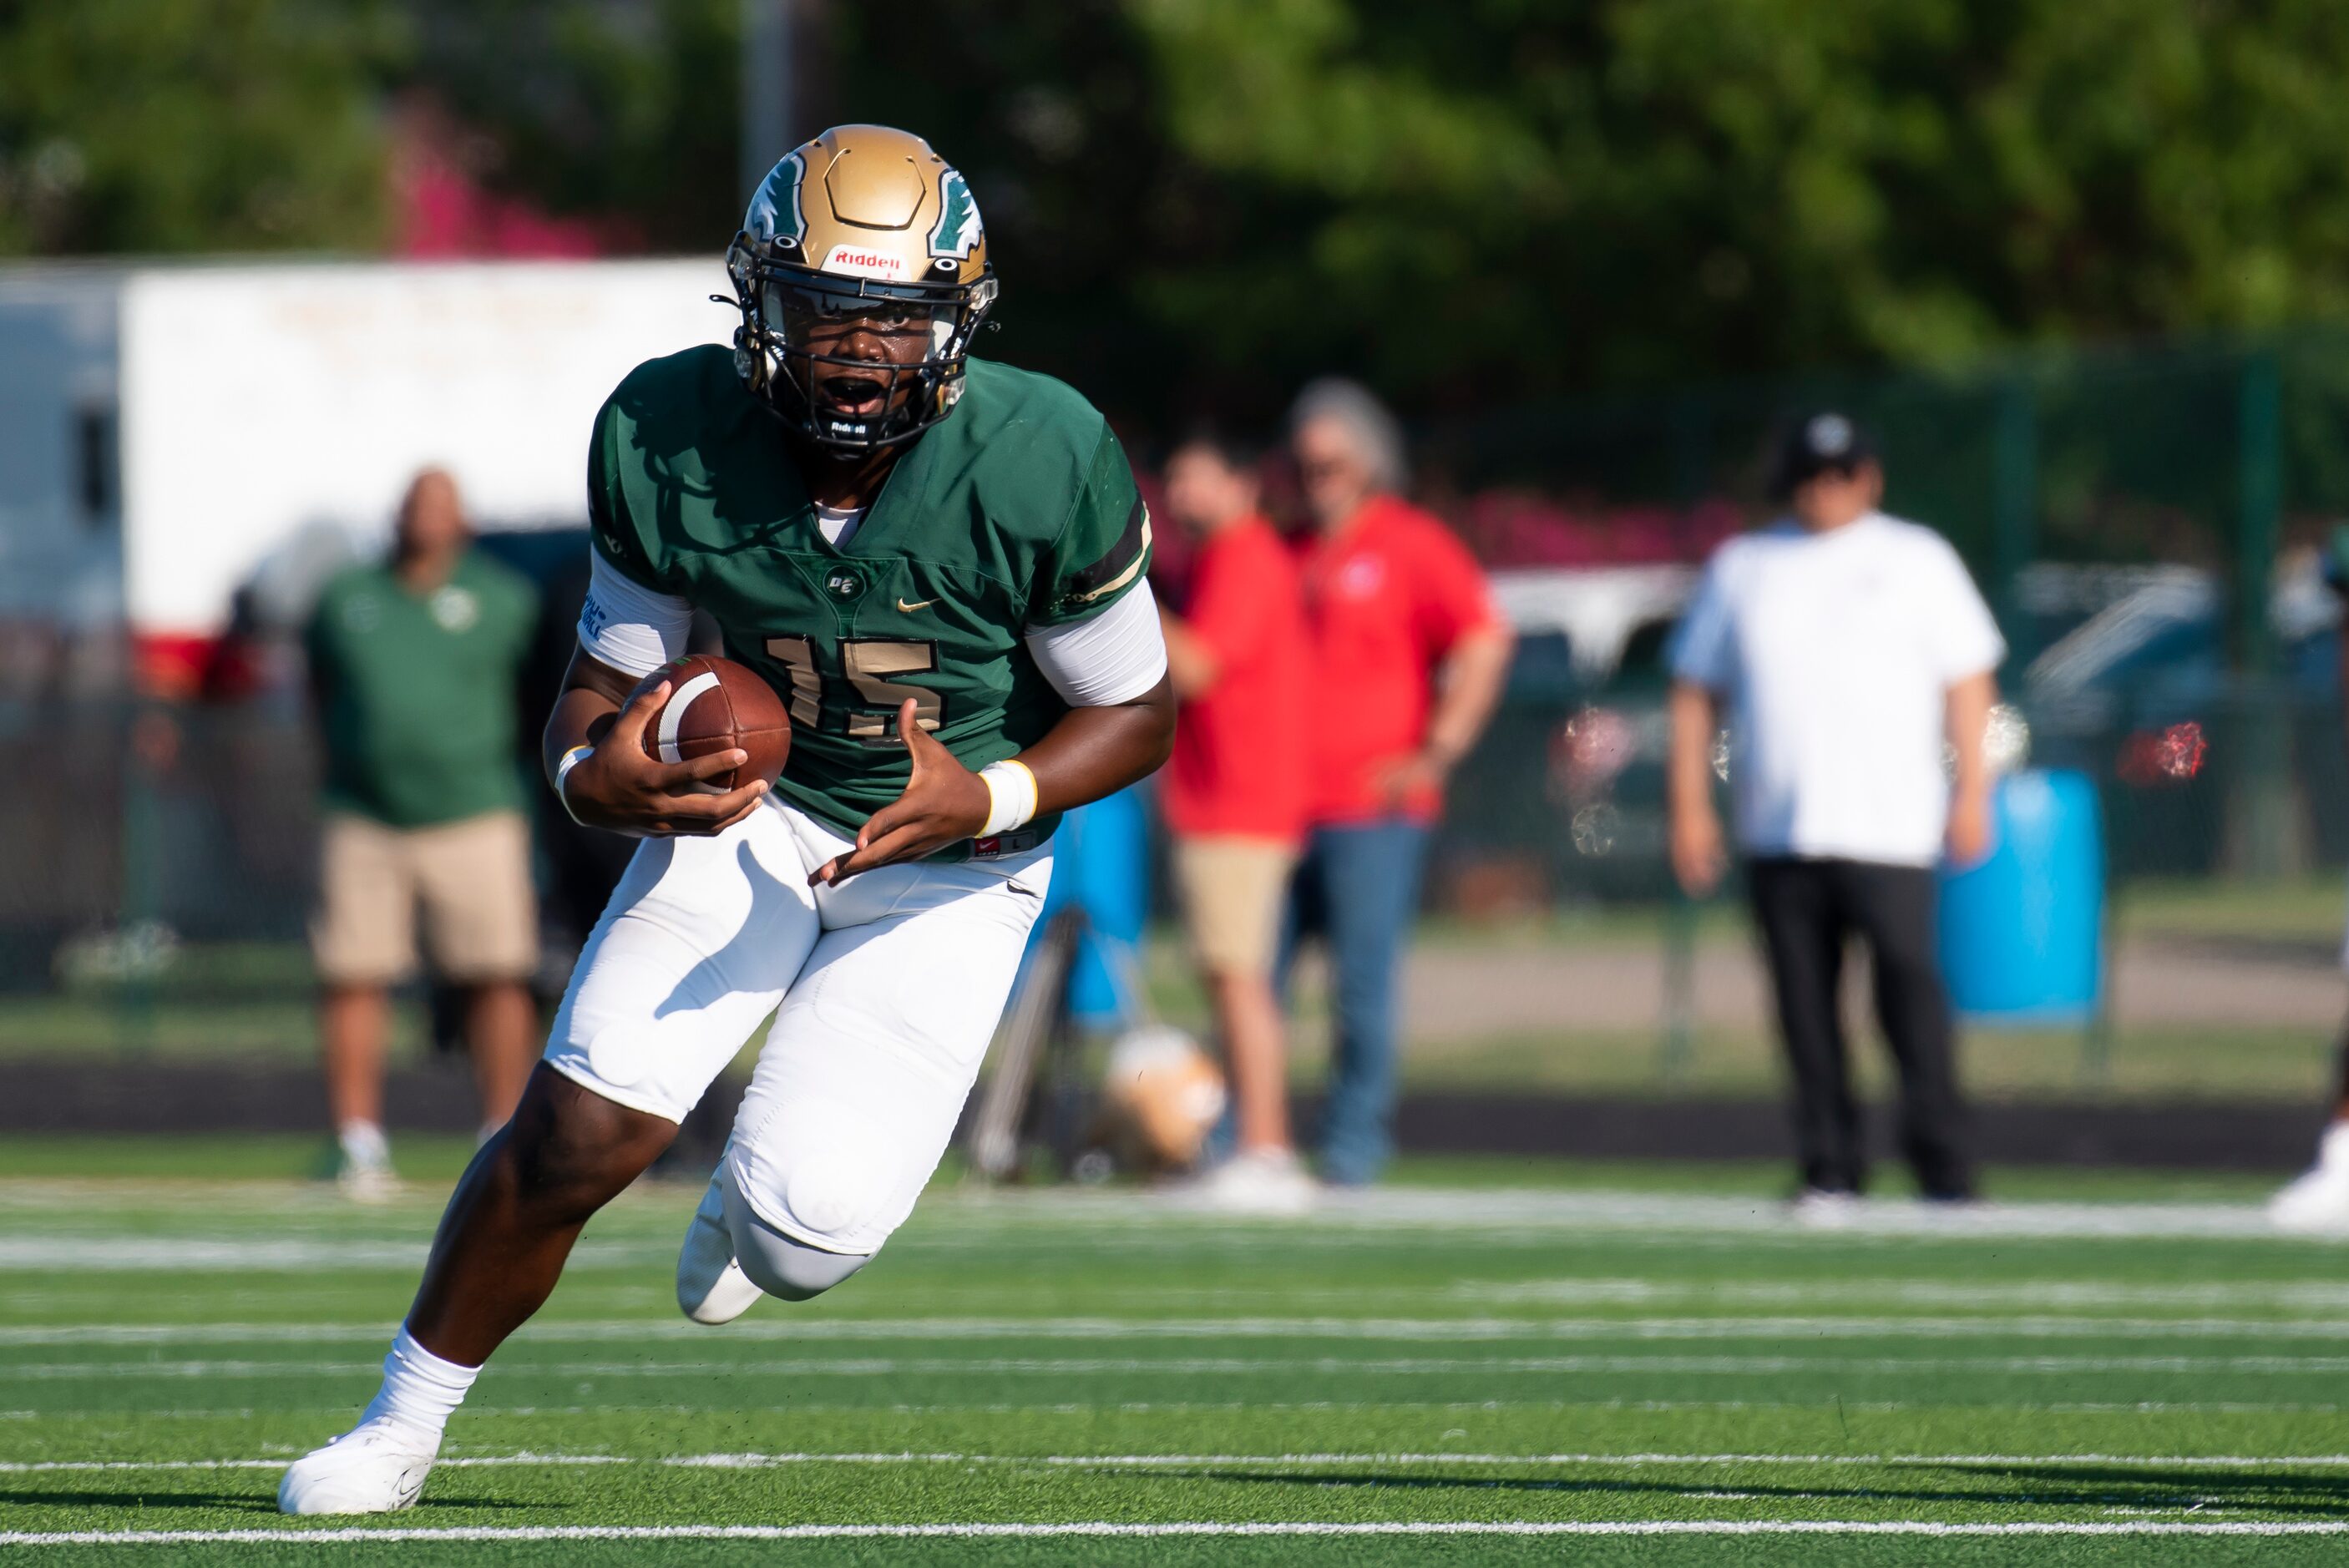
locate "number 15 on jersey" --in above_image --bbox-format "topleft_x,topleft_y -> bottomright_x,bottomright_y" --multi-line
765,635 -> 944,746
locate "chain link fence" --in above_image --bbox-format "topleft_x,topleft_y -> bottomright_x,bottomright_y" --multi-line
8,331 -> 2349,1095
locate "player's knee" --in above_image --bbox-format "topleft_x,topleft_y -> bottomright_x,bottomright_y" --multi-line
716,1163 -> 872,1301
502,1067 -> 673,1215
728,1211 -> 870,1302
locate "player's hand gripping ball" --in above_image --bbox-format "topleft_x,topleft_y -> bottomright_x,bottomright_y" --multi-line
630,655 -> 792,791
559,658 -> 784,839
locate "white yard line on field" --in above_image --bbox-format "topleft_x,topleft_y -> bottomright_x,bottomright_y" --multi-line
0,1239 -> 669,1272
14,1313 -> 2349,1348
954,1188 -> 2304,1241
14,1449 -> 2349,1475
31,1396 -> 2335,1421
18,1352 -> 2349,1381
1458,1277 -> 2349,1309
0,1188 -> 2315,1245
9,1520 -> 2349,1545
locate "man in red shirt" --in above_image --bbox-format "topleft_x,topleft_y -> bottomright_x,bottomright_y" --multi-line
1157,429 -> 1314,1210
1287,380 -> 1513,1185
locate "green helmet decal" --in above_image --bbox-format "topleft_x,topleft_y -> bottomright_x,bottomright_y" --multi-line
928,168 -> 983,260
743,150 -> 808,246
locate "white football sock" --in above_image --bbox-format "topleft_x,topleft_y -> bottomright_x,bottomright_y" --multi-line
337,1120 -> 392,1169
356,1327 -> 478,1444
2319,1120 -> 2349,1171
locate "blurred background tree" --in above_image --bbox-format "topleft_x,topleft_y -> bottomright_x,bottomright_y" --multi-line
7,0 -> 2349,421
389,0 -> 739,254
1105,0 -> 2349,411
0,0 -> 394,254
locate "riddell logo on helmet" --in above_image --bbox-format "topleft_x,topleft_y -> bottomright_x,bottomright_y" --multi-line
823,245 -> 909,281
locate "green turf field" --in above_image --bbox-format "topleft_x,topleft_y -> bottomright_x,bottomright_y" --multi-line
8,1160 -> 2349,1564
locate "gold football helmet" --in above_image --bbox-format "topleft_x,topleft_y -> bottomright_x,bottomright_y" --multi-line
726,125 -> 996,453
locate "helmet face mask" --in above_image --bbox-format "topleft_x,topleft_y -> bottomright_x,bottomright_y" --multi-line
724,127 -> 996,455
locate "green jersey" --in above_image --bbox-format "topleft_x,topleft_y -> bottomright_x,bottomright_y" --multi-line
307,552 -> 539,829
587,345 -> 1152,841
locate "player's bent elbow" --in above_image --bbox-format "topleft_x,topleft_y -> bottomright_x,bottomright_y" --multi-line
1133,680 -> 1178,774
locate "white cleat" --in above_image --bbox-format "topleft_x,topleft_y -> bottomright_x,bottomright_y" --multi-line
676,1168 -> 764,1326
2271,1122 -> 2349,1235
1791,1188 -> 1862,1229
337,1161 -> 403,1205
2271,1164 -> 2349,1235
332,1122 -> 402,1205
276,1420 -> 438,1515
1194,1148 -> 1319,1216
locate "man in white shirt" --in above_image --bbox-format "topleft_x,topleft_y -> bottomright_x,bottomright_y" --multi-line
2270,527 -> 2349,1232
1667,412 -> 2003,1209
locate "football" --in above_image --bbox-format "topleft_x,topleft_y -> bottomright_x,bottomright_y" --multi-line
631,654 -> 792,792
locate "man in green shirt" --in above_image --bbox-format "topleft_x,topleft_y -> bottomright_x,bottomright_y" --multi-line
304,468 -> 541,1199
281,126 -> 1175,1515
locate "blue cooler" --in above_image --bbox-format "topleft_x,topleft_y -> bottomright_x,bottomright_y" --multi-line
1936,768 -> 2104,1025
1031,784 -> 1151,1029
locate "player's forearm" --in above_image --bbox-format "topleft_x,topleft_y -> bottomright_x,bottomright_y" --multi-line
1015,677 -> 1177,816
540,651 -> 635,788
1666,681 -> 1720,823
1421,625 -> 1513,765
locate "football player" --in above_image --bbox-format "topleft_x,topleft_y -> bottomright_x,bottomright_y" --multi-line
280,125 -> 1174,1515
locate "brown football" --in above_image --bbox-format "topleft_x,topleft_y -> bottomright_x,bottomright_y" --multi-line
632,654 -> 792,792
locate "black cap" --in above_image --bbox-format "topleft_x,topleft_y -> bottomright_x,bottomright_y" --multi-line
1768,411 -> 1877,503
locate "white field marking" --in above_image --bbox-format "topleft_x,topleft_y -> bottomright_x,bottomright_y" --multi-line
0,1186 -> 2307,1244
11,1521 -> 2349,1545
0,1454 -> 631,1474
27,1396 -> 2349,1422
464,1396 -> 2349,1418
1459,1277 -> 2349,1310
21,1352 -> 2349,1382
0,1240 -> 431,1272
0,1239 -> 666,1272
19,1313 -> 2349,1349
26,1449 -> 2349,1475
943,1186 -> 2306,1242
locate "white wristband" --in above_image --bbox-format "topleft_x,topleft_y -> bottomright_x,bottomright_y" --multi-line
553,744 -> 595,826
978,759 -> 1038,837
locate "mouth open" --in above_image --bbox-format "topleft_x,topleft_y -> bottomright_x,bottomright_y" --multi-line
815,371 -> 892,420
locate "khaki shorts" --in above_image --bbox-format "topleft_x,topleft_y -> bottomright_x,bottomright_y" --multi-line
1172,835 -> 1299,979
311,810 -> 539,987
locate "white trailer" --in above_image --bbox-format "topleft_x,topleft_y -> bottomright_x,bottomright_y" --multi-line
0,258 -> 732,648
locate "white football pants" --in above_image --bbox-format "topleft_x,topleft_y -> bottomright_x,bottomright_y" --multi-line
542,796 -> 1050,1256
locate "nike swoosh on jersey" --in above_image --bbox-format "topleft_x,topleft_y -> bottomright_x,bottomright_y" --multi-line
897,597 -> 936,612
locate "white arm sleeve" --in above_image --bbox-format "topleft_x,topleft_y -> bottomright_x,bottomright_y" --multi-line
1024,579 -> 1168,707
578,548 -> 696,678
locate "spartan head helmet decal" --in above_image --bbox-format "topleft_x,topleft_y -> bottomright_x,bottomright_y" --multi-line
724,125 -> 997,453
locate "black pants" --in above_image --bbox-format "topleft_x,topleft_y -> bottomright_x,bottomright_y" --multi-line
1746,857 -> 1973,1200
